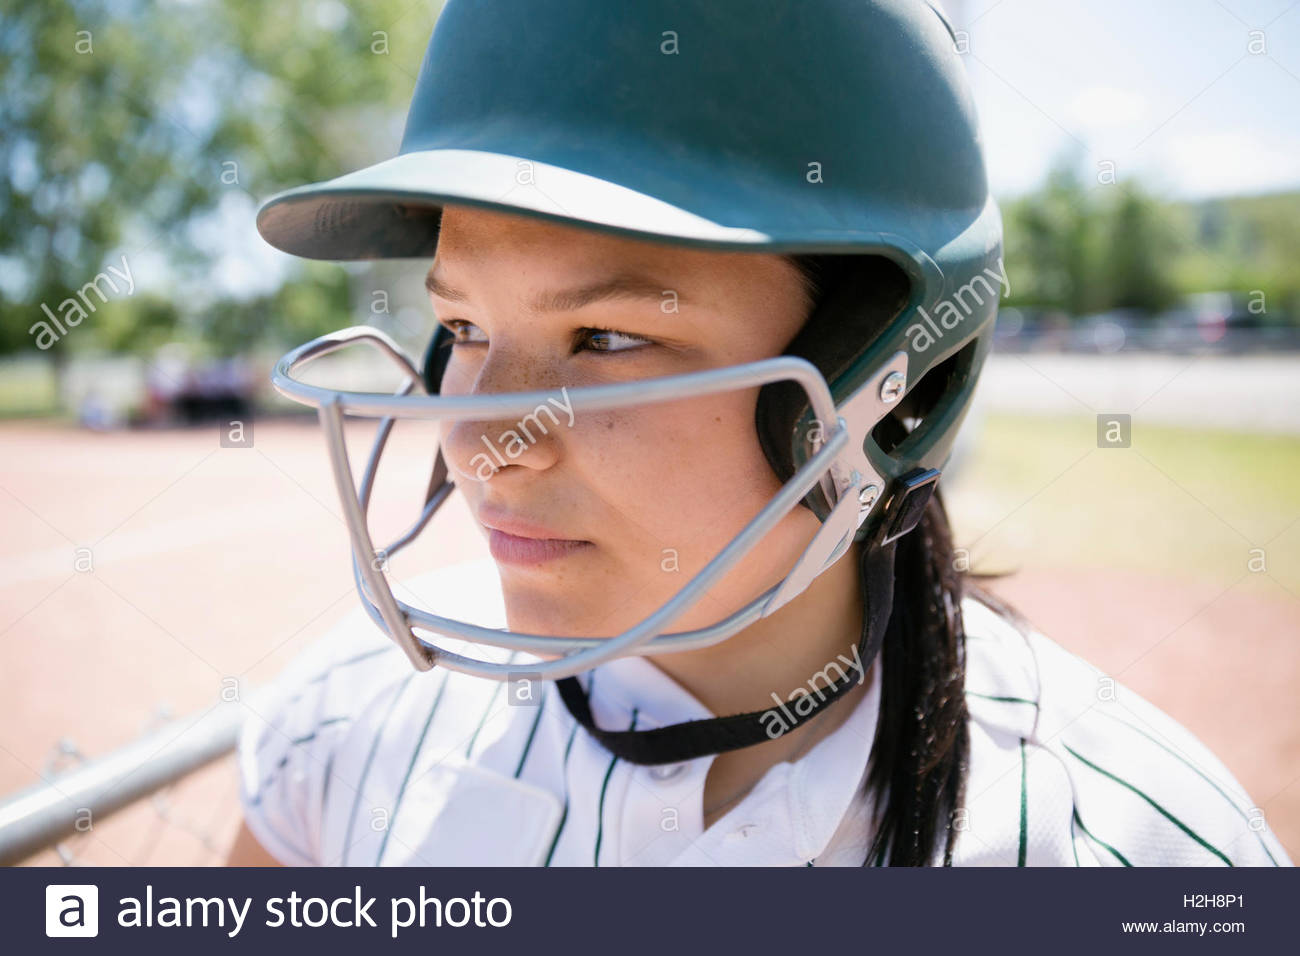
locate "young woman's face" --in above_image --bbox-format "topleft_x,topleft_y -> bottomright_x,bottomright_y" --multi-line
431,204 -> 822,639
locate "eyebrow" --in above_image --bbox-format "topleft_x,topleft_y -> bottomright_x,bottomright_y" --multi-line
424,268 -> 684,314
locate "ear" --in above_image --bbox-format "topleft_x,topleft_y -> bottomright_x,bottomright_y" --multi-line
754,256 -> 911,510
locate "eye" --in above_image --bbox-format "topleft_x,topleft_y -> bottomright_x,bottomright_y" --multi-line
578,327 -> 653,354
437,320 -> 653,354
439,319 -> 487,346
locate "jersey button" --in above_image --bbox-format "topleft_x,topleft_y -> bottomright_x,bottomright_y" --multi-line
726,823 -> 758,841
648,762 -> 686,781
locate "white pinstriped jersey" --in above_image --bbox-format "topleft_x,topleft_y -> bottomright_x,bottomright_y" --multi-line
237,559 -> 1292,867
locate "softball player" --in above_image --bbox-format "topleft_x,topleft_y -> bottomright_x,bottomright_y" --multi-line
227,0 -> 1292,867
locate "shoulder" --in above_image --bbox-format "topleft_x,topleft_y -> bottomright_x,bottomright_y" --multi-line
236,559 -> 520,866
954,590 -> 1291,867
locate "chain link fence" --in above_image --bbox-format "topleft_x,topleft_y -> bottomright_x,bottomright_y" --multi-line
0,702 -> 248,867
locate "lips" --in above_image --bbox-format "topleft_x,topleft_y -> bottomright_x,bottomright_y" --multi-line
487,529 -> 592,565
478,508 -> 592,566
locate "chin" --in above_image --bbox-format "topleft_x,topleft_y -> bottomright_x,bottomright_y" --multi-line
499,587 -> 660,639
499,582 -> 619,640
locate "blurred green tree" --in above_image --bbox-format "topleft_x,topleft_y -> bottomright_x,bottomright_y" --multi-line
1099,181 -> 1181,315
1002,162 -> 1105,316
0,0 -> 437,405
1002,156 -> 1296,325
1179,193 -> 1300,323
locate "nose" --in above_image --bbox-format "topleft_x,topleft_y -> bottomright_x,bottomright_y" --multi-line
439,350 -> 565,483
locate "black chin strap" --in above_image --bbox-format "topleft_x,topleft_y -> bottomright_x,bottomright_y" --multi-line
554,468 -> 940,766
555,536 -> 898,765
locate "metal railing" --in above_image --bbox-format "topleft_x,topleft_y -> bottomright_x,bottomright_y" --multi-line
0,701 -> 247,866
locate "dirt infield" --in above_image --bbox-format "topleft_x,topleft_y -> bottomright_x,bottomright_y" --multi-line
1,417 -> 1295,864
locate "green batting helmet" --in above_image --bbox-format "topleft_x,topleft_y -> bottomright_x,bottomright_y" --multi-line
260,0 -> 1002,679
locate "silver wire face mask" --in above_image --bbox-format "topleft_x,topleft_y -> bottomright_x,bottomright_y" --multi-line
272,325 -> 908,682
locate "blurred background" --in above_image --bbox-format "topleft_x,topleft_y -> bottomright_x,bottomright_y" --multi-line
1,0 -> 1297,864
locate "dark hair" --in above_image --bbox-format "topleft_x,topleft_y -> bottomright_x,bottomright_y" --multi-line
787,254 -> 971,866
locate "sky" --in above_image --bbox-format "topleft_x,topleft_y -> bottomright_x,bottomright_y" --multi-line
940,0 -> 1300,197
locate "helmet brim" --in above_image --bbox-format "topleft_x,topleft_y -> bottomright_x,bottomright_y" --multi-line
255,148 -> 772,261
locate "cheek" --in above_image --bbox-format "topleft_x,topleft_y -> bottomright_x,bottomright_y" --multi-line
574,390 -> 785,548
